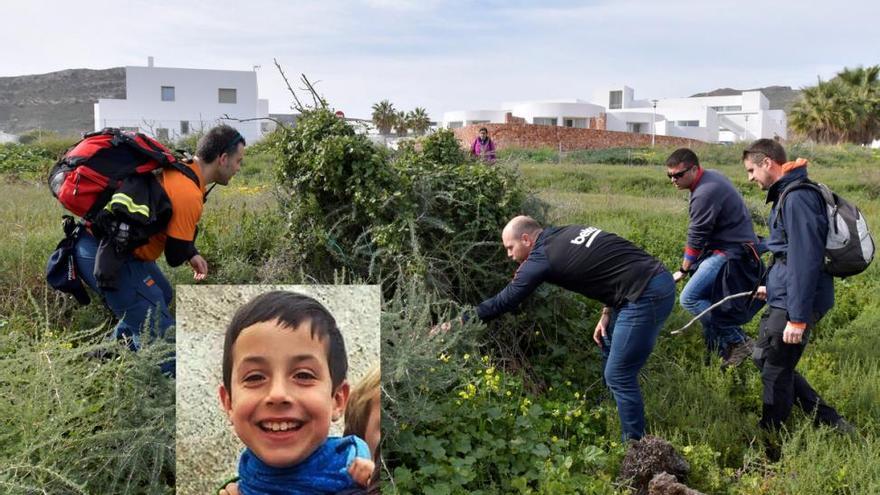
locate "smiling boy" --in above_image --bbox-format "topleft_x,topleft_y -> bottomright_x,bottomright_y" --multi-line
218,291 -> 374,494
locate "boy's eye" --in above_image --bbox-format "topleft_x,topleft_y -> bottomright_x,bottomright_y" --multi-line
293,371 -> 317,381
243,373 -> 265,383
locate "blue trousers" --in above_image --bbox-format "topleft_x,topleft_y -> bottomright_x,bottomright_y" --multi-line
74,232 -> 175,375
679,252 -> 746,358
601,271 -> 675,441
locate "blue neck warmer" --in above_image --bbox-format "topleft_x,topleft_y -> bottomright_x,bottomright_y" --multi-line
237,435 -> 370,495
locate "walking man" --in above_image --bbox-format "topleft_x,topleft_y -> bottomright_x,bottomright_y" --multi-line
74,125 -> 245,373
742,139 -> 852,438
666,148 -> 763,366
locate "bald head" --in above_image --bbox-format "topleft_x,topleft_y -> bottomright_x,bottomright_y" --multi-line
503,215 -> 542,239
501,215 -> 543,263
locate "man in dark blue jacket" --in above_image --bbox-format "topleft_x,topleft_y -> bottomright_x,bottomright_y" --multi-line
473,215 -> 676,441
742,139 -> 850,434
666,148 -> 763,367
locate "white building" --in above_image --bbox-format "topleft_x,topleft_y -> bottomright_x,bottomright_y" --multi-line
442,85 -> 787,143
95,58 -> 270,143
442,99 -> 603,129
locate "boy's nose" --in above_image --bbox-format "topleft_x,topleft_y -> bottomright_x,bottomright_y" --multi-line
265,378 -> 293,405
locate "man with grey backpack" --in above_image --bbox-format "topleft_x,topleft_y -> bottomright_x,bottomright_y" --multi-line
742,138 -> 872,445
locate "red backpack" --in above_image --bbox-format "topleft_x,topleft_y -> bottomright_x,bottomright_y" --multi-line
48,128 -> 198,220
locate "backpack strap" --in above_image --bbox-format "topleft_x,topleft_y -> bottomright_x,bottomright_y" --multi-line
772,178 -> 830,230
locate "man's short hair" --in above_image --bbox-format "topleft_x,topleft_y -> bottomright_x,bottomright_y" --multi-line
197,124 -> 246,163
742,138 -> 787,165
479,127 -> 488,133
222,291 -> 348,396
507,215 -> 543,238
665,148 -> 700,169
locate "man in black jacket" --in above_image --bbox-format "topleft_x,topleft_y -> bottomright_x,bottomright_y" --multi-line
473,215 -> 676,441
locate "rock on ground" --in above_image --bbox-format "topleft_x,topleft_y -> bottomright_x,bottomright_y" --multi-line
618,435 -> 690,495
649,472 -> 706,495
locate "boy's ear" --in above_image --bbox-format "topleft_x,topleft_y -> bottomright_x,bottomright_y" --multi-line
218,384 -> 233,419
331,381 -> 351,422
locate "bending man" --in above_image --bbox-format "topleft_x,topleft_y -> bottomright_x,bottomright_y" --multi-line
472,216 -> 675,441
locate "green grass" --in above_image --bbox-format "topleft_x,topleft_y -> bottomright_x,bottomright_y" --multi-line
1,141 -> 879,493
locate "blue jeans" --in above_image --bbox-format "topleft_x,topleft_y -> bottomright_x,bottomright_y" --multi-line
601,271 -> 675,441
74,232 -> 175,375
679,252 -> 746,358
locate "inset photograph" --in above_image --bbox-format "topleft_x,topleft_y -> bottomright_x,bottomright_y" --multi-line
175,285 -> 380,495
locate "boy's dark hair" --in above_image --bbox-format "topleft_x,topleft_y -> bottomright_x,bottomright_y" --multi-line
665,148 -> 700,169
742,138 -> 787,165
222,291 -> 348,395
197,124 -> 246,163
479,127 -> 489,133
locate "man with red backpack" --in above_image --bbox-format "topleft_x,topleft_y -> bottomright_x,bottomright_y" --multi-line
71,125 -> 244,373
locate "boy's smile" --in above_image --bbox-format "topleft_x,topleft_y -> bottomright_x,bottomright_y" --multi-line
219,319 -> 349,468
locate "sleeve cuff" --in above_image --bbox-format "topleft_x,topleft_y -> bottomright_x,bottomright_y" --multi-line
683,246 -> 702,263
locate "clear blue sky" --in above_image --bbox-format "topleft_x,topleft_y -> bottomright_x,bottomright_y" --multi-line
2,0 -> 878,120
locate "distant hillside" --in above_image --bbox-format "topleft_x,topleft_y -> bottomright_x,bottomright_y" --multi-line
0,68 -> 125,137
690,85 -> 802,112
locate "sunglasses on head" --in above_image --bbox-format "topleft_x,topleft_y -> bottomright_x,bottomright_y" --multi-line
667,166 -> 693,180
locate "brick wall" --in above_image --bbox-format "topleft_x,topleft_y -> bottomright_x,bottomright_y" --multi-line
453,122 -> 702,152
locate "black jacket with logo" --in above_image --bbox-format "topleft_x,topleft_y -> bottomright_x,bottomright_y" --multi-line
476,225 -> 665,321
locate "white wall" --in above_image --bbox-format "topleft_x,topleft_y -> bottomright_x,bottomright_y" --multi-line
504,100 -> 604,126
441,109 -> 507,127
95,65 -> 269,143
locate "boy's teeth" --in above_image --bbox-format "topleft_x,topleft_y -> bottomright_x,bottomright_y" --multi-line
262,421 -> 299,431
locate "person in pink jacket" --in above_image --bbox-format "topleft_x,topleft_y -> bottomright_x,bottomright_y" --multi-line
470,127 -> 497,164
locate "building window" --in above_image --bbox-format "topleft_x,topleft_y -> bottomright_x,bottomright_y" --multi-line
676,120 -> 700,127
180,121 -> 190,135
447,121 -> 463,129
467,120 -> 490,125
709,105 -> 742,112
533,117 -> 558,126
218,88 -> 237,104
156,128 -> 169,141
564,118 -> 587,128
609,90 -> 623,109
161,86 -> 175,102
626,122 -> 644,133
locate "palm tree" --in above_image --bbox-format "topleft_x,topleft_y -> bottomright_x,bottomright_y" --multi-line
406,108 -> 431,135
371,100 -> 396,135
393,110 -> 408,137
790,65 -> 880,145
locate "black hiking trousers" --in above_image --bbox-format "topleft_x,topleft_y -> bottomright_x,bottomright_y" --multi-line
752,307 -> 841,430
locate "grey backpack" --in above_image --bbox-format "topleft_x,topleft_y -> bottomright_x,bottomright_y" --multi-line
777,179 -> 875,277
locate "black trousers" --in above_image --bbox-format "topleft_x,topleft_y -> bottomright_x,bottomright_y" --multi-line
752,307 -> 841,430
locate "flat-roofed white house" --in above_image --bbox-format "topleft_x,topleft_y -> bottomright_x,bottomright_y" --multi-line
94,58 -> 270,143
443,99 -> 604,129
593,86 -> 786,143
442,85 -> 787,144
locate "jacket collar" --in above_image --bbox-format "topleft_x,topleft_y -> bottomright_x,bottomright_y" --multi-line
688,167 -> 705,192
766,158 -> 809,204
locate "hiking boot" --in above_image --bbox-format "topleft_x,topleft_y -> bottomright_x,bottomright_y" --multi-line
722,337 -> 754,368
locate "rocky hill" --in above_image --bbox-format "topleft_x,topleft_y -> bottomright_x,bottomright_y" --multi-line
0,68 -> 125,137
690,85 -> 802,112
